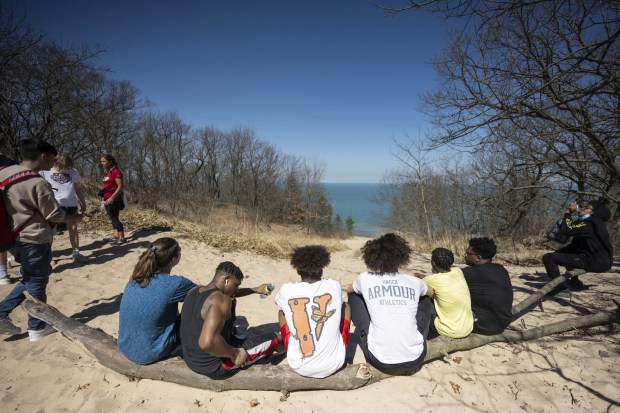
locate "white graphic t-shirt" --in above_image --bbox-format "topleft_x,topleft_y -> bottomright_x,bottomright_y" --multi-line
352,272 -> 427,364
40,168 -> 82,208
275,278 -> 346,378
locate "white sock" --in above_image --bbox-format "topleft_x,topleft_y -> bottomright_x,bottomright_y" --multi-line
0,264 -> 7,278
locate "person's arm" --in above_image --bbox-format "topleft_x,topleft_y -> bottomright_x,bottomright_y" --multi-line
236,283 -> 270,298
198,293 -> 248,367
425,284 -> 435,298
344,284 -> 354,294
74,181 -> 87,215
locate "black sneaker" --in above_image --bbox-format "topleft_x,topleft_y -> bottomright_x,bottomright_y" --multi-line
569,277 -> 588,291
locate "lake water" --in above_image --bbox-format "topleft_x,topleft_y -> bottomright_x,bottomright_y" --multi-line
324,183 -> 385,237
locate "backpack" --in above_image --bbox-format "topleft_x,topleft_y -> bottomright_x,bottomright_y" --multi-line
0,167 -> 42,252
546,217 -> 570,244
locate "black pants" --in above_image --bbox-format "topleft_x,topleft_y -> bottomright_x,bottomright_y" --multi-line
348,292 -> 431,375
105,200 -> 124,232
542,252 -> 588,280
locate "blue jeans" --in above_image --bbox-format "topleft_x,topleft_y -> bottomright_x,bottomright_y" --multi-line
0,242 -> 52,330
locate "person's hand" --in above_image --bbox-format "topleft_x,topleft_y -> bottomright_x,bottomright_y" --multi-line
413,272 -> 426,279
567,202 -> 578,214
233,347 -> 249,368
254,283 -> 269,295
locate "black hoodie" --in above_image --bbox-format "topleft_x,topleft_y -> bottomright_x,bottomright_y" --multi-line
557,201 -> 613,272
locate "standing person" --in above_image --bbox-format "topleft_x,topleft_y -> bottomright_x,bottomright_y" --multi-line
542,200 -> 613,292
0,139 -> 83,341
100,154 -> 126,245
346,233 -> 432,376
40,154 -> 88,263
118,237 -> 196,364
275,245 -> 351,378
462,237 -> 513,335
0,148 -> 16,285
417,248 -> 473,339
180,261 -> 281,379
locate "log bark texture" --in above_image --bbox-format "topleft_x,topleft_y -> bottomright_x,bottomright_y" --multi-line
22,290 -> 619,392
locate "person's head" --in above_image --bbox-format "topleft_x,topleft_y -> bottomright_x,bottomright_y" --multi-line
100,154 -> 117,171
580,200 -> 612,222
53,154 -> 73,171
431,248 -> 454,273
213,261 -> 244,297
131,237 -> 181,287
18,139 -> 57,171
362,233 -> 411,274
465,237 -> 497,266
290,245 -> 331,282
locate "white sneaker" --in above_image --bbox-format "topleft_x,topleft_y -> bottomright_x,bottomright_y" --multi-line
0,276 -> 10,285
28,324 -> 56,342
72,253 -> 89,263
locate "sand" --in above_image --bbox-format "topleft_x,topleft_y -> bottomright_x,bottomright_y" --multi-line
1,229 -> 619,413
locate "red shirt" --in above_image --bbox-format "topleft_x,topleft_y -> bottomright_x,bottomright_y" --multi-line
102,168 -> 122,199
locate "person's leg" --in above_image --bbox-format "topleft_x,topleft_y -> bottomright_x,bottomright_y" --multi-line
416,296 -> 433,340
221,331 -> 280,370
543,252 -> 587,279
347,292 -> 373,360
278,310 -> 291,351
340,302 -> 352,347
106,203 -> 125,242
0,242 -> 51,331
0,251 -> 8,284
19,242 -> 52,331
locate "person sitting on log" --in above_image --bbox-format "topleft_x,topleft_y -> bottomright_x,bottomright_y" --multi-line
117,237 -> 196,364
542,200 -> 613,293
415,248 -> 473,339
275,245 -> 351,378
462,237 -> 513,335
346,233 -> 432,375
180,261 -> 281,379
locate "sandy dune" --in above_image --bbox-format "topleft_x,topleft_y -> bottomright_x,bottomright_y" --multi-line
1,229 -> 618,412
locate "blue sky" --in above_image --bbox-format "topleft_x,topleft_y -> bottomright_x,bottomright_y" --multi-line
18,0 -> 447,183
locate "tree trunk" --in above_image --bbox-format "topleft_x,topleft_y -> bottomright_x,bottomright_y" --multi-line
21,285 -> 618,392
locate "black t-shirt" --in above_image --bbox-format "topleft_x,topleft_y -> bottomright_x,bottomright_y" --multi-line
180,287 -> 235,377
462,263 -> 513,335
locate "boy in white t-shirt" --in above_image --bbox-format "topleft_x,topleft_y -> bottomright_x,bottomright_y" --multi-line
346,233 -> 433,375
275,245 -> 351,378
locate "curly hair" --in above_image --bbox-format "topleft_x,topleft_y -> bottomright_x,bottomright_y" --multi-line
362,233 -> 411,273
431,248 -> 454,271
215,261 -> 244,280
291,245 -> 331,280
468,237 -> 497,260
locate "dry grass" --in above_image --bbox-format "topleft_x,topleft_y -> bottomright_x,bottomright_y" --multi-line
82,198 -> 561,265
81,199 -> 349,260
401,232 -> 552,267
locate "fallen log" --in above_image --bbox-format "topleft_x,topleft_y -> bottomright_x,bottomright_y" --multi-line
22,290 -> 619,392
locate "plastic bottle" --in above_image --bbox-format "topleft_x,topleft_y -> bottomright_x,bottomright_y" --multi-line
259,283 -> 275,299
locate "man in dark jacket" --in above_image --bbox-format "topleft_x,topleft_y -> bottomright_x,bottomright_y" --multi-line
542,200 -> 613,291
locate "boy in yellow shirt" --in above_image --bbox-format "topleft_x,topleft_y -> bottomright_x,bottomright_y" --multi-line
418,248 -> 473,339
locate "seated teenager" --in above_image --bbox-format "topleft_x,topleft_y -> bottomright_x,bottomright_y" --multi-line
275,245 -> 351,378
180,261 -> 281,379
462,237 -> 513,335
118,237 -> 196,364
346,233 -> 432,376
416,248 -> 473,339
